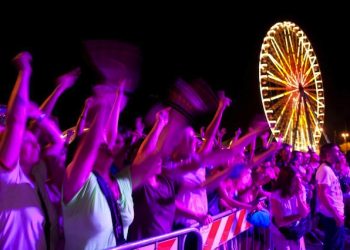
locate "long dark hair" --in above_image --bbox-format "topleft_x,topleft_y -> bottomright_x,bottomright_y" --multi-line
274,165 -> 299,198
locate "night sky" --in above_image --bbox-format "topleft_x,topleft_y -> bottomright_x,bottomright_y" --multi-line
0,7 -> 349,145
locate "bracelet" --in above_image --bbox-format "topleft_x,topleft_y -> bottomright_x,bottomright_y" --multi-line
37,113 -> 47,123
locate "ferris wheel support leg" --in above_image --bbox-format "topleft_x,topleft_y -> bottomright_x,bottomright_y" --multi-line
293,94 -> 302,151
303,94 -> 314,150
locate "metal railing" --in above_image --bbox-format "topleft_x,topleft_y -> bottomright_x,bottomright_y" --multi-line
108,208 -> 254,250
109,227 -> 202,250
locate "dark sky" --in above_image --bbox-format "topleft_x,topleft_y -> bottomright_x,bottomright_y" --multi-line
0,8 -> 349,144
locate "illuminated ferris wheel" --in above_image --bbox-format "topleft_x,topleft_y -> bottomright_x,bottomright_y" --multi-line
259,21 -> 325,152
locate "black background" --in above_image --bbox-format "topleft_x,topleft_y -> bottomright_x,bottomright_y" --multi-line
0,6 -> 348,144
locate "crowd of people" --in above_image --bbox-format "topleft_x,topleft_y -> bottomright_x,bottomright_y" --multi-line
0,51 -> 349,250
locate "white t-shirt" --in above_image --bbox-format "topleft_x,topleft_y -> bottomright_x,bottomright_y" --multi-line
175,167 -> 208,226
316,163 -> 344,217
0,162 -> 46,250
270,187 -> 307,249
271,186 -> 307,219
63,170 -> 133,250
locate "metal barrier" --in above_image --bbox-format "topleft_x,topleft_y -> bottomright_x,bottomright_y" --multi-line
109,208 -> 252,250
109,227 -> 202,250
193,209 -> 253,250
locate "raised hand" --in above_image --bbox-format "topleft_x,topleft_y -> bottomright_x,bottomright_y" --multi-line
12,51 -> 32,73
218,91 -> 232,108
55,68 -> 81,90
135,117 -> 145,135
235,128 -> 242,137
218,127 -> 227,137
156,107 -> 171,126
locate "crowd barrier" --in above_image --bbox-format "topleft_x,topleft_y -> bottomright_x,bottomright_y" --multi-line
110,208 -> 252,250
110,227 -> 202,250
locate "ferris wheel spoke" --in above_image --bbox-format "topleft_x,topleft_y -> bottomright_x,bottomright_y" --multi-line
304,72 -> 321,88
306,107 -> 318,128
303,92 -> 318,111
286,29 -> 300,74
272,93 -> 294,129
284,103 -> 297,143
263,86 -> 290,91
299,46 -> 310,79
270,37 -> 294,74
273,91 -> 295,114
275,108 -> 292,139
288,31 -> 298,66
283,29 -> 290,54
303,91 -> 318,106
304,87 -> 316,92
268,99 -> 289,114
303,66 -> 314,83
302,95 -> 314,146
298,58 -> 311,83
304,96 -> 321,126
304,91 -> 325,108
296,39 -> 302,68
283,29 -> 293,67
269,89 -> 298,101
267,54 -> 293,83
267,71 -> 294,87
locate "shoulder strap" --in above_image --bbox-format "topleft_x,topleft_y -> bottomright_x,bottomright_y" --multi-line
93,171 -> 125,245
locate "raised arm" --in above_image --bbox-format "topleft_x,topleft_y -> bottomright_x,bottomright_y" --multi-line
231,128 -> 242,144
0,52 -> 32,170
131,108 -> 169,189
63,97 -> 109,203
201,125 -> 266,167
198,91 -> 231,154
40,68 -> 80,115
104,82 -> 125,148
133,108 -> 169,165
249,141 -> 281,166
73,97 -> 93,138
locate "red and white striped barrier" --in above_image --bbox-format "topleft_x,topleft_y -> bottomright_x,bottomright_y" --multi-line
199,209 -> 252,250
136,237 -> 178,250
113,209 -> 251,250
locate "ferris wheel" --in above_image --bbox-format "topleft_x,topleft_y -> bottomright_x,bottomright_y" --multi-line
259,21 -> 325,152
